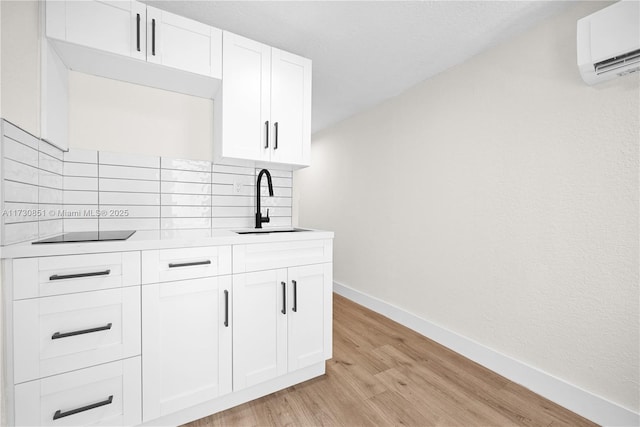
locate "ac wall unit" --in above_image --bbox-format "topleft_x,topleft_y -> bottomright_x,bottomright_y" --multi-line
577,0 -> 640,85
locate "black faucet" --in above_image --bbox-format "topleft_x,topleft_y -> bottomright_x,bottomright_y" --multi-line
255,169 -> 274,228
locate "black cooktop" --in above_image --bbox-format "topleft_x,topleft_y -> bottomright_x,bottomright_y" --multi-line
32,230 -> 136,244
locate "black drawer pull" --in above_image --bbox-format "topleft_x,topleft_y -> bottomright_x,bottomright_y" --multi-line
53,395 -> 113,420
49,269 -> 111,281
281,281 -> 286,315
292,279 -> 297,312
224,289 -> 229,327
274,122 -> 279,150
52,323 -> 112,340
265,121 -> 270,149
168,260 -> 212,268
136,13 -> 141,52
152,18 -> 156,56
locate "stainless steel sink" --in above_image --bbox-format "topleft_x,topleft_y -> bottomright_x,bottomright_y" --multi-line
234,228 -> 309,235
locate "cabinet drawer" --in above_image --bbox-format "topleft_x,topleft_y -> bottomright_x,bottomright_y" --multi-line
13,252 -> 141,300
233,239 -> 332,273
142,246 -> 231,284
13,287 -> 141,384
15,357 -> 141,427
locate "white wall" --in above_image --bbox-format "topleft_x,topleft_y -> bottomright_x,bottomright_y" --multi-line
69,72 -> 214,161
0,0 -> 40,136
295,0 -> 639,415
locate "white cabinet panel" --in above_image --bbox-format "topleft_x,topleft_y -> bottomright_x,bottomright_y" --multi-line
270,48 -> 312,166
287,264 -> 331,371
233,239 -> 332,273
216,31 -> 311,168
14,287 -> 141,384
59,0 -> 146,61
14,357 -> 141,427
146,7 -> 222,78
142,276 -> 231,421
13,251 -> 141,300
142,246 -> 231,284
220,32 -> 271,162
232,269 -> 287,390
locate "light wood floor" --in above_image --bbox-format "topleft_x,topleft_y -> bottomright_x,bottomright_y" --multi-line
185,294 -> 597,427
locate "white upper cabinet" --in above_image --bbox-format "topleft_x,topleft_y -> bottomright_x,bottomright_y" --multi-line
146,6 -> 222,78
215,31 -> 312,169
48,0 -> 146,60
45,0 -> 222,98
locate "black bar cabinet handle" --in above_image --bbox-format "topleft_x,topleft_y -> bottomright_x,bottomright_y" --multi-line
281,281 -> 286,315
49,269 -> 111,281
168,260 -> 211,268
52,323 -> 112,340
265,121 -> 270,149
274,122 -> 279,150
152,18 -> 156,56
53,395 -> 113,420
224,290 -> 229,327
136,13 -> 141,52
292,280 -> 297,312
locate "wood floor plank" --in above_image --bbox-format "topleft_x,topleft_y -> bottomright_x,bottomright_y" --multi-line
183,293 -> 598,427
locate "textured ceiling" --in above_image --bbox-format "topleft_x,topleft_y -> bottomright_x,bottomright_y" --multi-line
143,1 -> 569,133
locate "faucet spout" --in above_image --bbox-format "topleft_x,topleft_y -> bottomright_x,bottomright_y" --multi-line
255,169 -> 274,229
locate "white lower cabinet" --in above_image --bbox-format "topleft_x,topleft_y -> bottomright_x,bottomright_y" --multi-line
233,263 -> 332,390
14,357 -> 142,427
141,276 -> 232,422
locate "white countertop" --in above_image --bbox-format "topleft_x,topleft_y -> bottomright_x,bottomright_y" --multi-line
0,228 -> 334,259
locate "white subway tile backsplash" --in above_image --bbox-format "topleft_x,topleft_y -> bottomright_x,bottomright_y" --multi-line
63,176 -> 98,191
161,181 -> 211,195
213,173 -> 255,185
2,124 -> 294,242
212,164 -> 254,175
39,219 -> 63,237
161,169 -> 211,184
100,178 -> 160,193
4,181 -> 39,203
100,192 -> 160,206
161,158 -> 211,172
39,170 -> 64,190
161,193 -> 211,207
4,138 -> 39,166
63,148 -> 97,164
100,164 -> 160,181
99,151 -> 159,168
161,206 -> 212,218
211,195 -> 254,207
100,205 -> 160,218
2,203 -> 40,224
99,218 -> 159,231
64,218 -> 99,232
39,152 -> 64,175
4,158 -> 39,186
4,221 -> 39,244
3,122 -> 39,149
212,184 -> 253,196
39,187 -> 64,204
38,140 -> 64,160
64,162 -> 98,177
161,217 -> 211,229
63,190 -> 99,205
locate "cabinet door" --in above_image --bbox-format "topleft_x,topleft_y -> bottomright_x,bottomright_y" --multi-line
233,269 -> 287,390
270,48 -> 312,166
142,276 -> 232,422
62,0 -> 146,61
221,32 -> 271,162
146,7 -> 222,78
287,263 -> 332,371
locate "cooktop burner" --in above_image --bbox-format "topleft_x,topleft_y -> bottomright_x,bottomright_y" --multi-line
32,230 -> 136,244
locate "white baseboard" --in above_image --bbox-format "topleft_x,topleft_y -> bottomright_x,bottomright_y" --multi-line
333,281 -> 639,427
